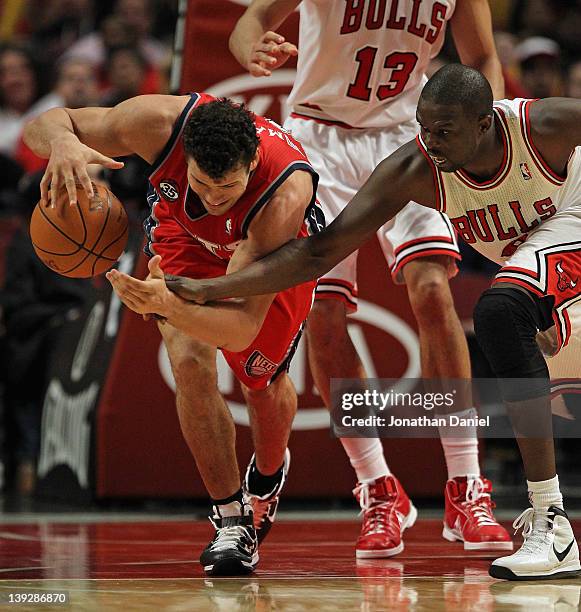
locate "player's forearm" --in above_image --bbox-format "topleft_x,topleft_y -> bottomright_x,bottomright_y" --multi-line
23,108 -> 79,158
229,1 -> 294,68
473,56 -> 505,100
229,8 -> 269,68
165,297 -> 262,352
167,237 -> 329,303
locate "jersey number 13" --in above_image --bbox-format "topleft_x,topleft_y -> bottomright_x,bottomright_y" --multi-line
347,47 -> 418,101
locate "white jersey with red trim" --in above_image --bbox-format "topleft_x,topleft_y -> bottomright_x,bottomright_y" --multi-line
287,0 -> 455,129
417,98 -> 581,264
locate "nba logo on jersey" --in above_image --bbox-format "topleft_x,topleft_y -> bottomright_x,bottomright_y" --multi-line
519,162 -> 533,180
245,351 -> 278,378
226,218 -> 232,235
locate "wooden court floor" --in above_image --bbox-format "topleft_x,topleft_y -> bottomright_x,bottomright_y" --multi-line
0,517 -> 579,610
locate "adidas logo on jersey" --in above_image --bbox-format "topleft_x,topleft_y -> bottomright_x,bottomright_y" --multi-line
519,162 -> 533,180
245,351 -> 278,378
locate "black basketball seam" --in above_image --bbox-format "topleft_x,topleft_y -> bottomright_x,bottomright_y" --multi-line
31,242 -> 119,261
57,188 -> 114,276
36,200 -> 115,259
34,189 -> 127,276
93,226 -> 128,275
37,203 -> 86,255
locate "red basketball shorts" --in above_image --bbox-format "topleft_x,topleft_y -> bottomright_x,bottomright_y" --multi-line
149,219 -> 315,390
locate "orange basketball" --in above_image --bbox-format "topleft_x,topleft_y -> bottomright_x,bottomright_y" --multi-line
29,183 -> 128,278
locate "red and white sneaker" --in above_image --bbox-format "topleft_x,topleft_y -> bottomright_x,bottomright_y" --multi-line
443,476 -> 513,551
353,475 -> 417,558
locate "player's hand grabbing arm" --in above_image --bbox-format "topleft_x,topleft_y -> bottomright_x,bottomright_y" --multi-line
450,0 -> 504,99
229,0 -> 300,77
169,141 -> 433,302
23,95 -> 180,213
111,170 -> 316,350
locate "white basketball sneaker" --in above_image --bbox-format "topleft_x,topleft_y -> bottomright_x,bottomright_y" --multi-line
489,505 -> 581,580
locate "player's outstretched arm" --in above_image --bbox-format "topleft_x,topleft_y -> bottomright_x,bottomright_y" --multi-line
450,0 -> 504,99
527,97 -> 581,174
168,141 -> 433,303
229,0 -> 300,77
23,94 -> 182,213
109,170 -> 316,351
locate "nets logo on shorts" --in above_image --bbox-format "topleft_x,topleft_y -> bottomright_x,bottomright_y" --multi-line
159,180 -> 180,202
245,351 -> 278,378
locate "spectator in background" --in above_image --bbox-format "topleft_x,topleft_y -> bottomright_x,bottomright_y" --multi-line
0,44 -> 50,157
101,45 -> 157,105
64,0 -> 169,70
566,60 -> 581,99
514,36 -> 563,98
494,31 -> 530,99
14,57 -> 100,173
25,0 -> 97,63
509,0 -> 560,40
1,173 -> 89,495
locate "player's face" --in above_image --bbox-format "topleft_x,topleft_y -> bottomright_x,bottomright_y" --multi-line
416,101 -> 486,172
187,154 -> 259,215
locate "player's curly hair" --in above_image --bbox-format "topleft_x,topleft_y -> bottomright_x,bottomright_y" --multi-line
183,98 -> 259,180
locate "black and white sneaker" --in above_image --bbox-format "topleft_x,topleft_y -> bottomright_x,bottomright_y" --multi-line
244,449 -> 290,544
489,505 -> 580,580
200,502 -> 259,576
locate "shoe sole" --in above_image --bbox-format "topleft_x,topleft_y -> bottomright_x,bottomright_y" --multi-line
203,553 -> 259,577
356,504 -> 418,559
489,561 -> 581,581
442,524 -> 514,551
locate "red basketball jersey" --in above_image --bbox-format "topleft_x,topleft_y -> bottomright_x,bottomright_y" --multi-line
145,93 -> 322,260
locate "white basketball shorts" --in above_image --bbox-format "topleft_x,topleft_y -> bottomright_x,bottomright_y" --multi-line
284,115 -> 460,312
492,203 -> 581,394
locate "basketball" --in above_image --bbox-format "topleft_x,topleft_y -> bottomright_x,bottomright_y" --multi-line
29,183 -> 128,278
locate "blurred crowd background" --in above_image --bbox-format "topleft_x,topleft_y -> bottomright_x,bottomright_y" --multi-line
0,0 -> 580,499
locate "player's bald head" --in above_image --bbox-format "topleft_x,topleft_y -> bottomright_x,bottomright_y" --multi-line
420,64 -> 493,119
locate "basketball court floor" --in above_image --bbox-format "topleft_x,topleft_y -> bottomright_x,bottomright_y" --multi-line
0,511 -> 579,610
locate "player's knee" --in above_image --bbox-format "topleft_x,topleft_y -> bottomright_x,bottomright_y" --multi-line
407,271 -> 453,326
307,300 -> 349,350
473,288 -> 549,400
170,347 -> 218,392
242,379 -> 277,404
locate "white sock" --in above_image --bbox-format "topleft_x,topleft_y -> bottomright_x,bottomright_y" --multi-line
214,500 -> 243,518
438,408 -> 480,479
527,475 -> 563,511
340,437 -> 390,483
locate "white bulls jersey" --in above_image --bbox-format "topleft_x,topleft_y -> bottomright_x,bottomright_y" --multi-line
417,98 -> 581,264
287,0 -> 455,128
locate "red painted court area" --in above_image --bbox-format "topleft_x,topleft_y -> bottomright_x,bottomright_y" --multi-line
0,517 -> 580,610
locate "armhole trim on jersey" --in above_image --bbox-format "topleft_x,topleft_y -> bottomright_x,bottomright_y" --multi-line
241,162 -> 319,238
520,100 -> 566,186
415,135 -> 446,213
148,93 -> 201,180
